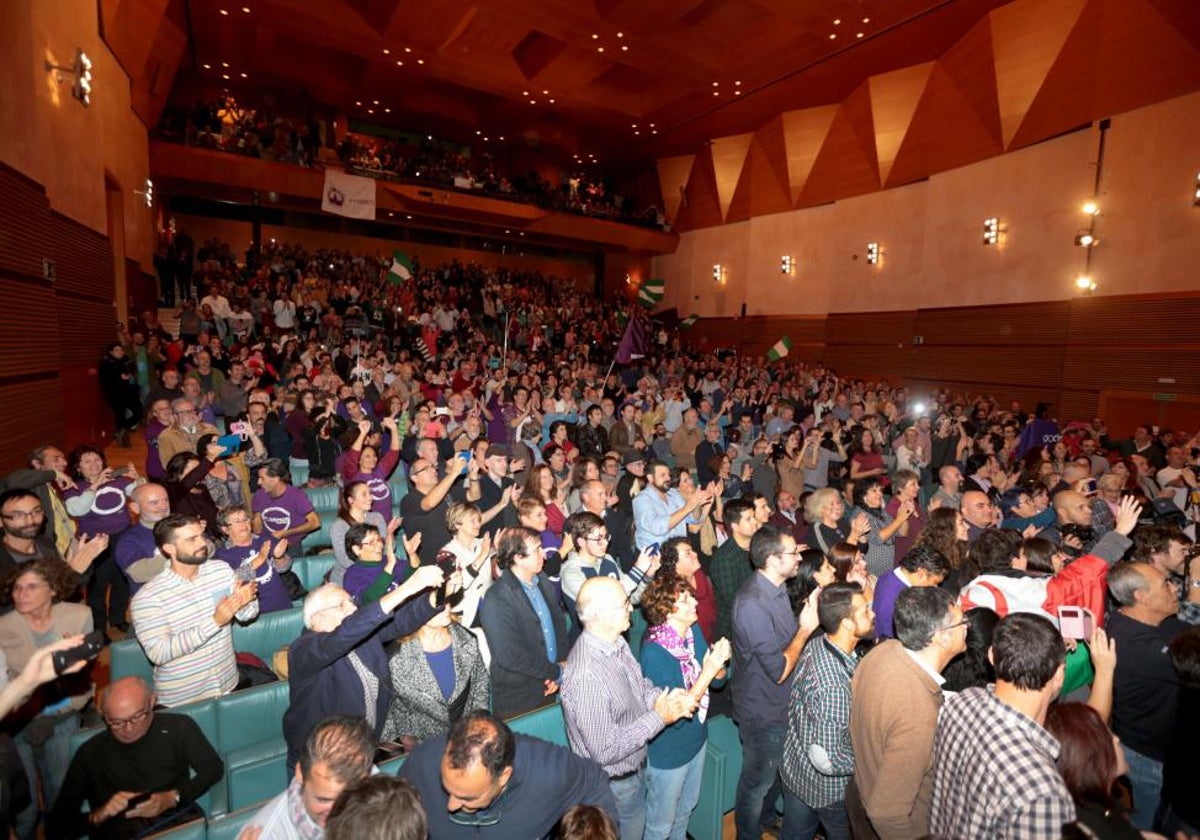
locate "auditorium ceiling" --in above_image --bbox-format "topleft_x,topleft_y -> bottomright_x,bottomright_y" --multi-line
105,0 -> 1200,229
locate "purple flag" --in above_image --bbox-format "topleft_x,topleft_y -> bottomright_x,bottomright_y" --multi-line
616,311 -> 648,364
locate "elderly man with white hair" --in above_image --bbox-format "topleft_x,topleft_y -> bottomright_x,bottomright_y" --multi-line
281,563 -> 452,773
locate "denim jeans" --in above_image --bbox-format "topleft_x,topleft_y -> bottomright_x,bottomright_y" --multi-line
735,720 -> 786,838
644,748 -> 706,840
782,788 -> 851,840
1122,744 -> 1163,831
14,712 -> 81,840
610,766 -> 647,840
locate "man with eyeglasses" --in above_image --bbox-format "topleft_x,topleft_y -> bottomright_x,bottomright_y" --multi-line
0,489 -> 105,586
48,676 -> 223,839
400,710 -> 616,839
846,586 -> 967,840
156,397 -> 219,469
560,511 -> 658,632
478,527 -> 568,718
561,576 -> 700,839
731,525 -> 820,839
401,452 -> 470,567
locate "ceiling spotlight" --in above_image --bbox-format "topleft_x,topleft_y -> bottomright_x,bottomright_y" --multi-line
597,46 -> 604,52
983,217 -> 999,245
713,91 -> 719,96
396,60 -> 403,66
829,33 -> 837,39
592,33 -> 599,39
1074,232 -> 1097,247
367,109 -> 374,114
621,45 -> 628,51
651,130 -> 657,135
417,59 -> 424,64
712,81 -> 719,86
548,98 -> 555,103
383,48 -> 390,54
542,89 -> 548,95
866,242 -> 881,265
355,100 -> 362,106
373,99 -> 379,105
735,81 -> 742,86
240,72 -> 248,78
1082,201 -> 1099,215
856,32 -> 864,38
385,108 -> 391,113
617,32 -> 624,38
219,8 -> 229,14
833,18 -> 841,24
863,17 -> 870,23
222,74 -> 230,80
404,47 -> 412,53
476,130 -> 482,135
203,63 -> 211,69
242,6 -> 250,11
498,136 -> 504,141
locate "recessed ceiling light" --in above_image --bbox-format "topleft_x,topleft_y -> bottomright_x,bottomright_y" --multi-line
548,98 -> 555,103
833,18 -> 841,24
417,59 -> 424,64
652,130 -> 657,135
530,100 -> 537,104
404,47 -> 412,53
219,8 -> 229,14
632,124 -> 638,128
542,89 -> 548,95
498,136 -> 504,140
617,32 -> 624,38
483,136 -> 489,141
634,131 -> 639,135
383,48 -> 390,54
221,62 -> 230,67
862,17 -> 870,23
591,33 -> 599,39
368,109 -> 374,114
240,72 -> 248,78
385,107 -> 391,113
649,122 -> 655,127
388,211 -> 394,217
735,90 -> 742,95
735,80 -> 742,86
355,101 -> 362,106
597,46 -> 604,52
396,60 -> 403,66
712,81 -> 719,86
856,32 -> 863,37
712,91 -> 719,96
620,45 -> 628,51
373,99 -> 379,104
241,5 -> 250,11
202,63 -> 211,69
406,215 -> 412,220
222,74 -> 230,79
829,33 -> 837,39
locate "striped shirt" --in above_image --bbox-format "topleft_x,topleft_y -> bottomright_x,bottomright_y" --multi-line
130,560 -> 259,707
561,631 -> 666,777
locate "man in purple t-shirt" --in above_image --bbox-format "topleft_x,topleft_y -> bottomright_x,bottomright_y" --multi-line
251,460 -> 319,554
872,545 -> 949,639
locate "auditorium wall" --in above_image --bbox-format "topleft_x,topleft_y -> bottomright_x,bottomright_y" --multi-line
0,0 -> 155,467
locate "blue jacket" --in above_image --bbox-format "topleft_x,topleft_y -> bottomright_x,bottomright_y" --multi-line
283,595 -> 437,771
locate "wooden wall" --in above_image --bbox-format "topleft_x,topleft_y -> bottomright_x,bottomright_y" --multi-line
0,165 -> 117,471
684,292 -> 1200,428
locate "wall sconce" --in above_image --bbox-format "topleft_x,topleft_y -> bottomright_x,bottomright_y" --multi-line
865,242 -> 880,265
1075,275 -> 1097,293
1193,172 -> 1200,207
780,255 -> 794,275
1081,201 -> 1100,216
712,264 -> 726,283
1074,231 -> 1097,247
982,218 -> 999,245
45,48 -> 92,106
134,179 -> 154,207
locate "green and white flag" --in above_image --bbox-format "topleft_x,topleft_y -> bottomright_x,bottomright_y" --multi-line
638,278 -> 665,309
767,335 -> 792,361
387,250 -> 414,285
680,314 -> 699,329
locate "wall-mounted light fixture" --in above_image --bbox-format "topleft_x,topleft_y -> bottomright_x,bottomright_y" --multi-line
1074,231 -> 1097,247
1081,201 -> 1099,216
865,242 -> 880,265
780,255 -> 794,275
1075,275 -> 1096,293
134,179 -> 154,207
45,48 -> 92,106
712,264 -> 725,283
982,218 -> 1000,245
1194,172 -> 1200,207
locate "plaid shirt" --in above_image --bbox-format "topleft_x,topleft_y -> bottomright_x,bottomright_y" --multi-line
781,636 -> 858,808
709,538 -> 753,642
930,687 -> 1075,839
561,631 -> 666,777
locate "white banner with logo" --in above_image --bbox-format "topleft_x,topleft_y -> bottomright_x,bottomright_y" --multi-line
321,170 -> 376,219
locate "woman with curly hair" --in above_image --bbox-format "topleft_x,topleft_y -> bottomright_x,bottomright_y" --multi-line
638,571 -> 731,840
913,506 -> 971,592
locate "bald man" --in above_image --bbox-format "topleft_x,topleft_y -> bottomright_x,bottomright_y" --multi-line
114,482 -> 171,596
50,677 -> 223,839
1038,489 -> 1098,555
560,577 -> 701,840
959,490 -> 995,544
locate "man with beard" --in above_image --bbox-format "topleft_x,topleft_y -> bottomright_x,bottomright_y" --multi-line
0,489 -> 105,584
130,514 -> 259,707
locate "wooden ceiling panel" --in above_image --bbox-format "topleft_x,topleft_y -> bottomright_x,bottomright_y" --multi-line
658,154 -> 696,222
513,31 -> 569,81
1093,0 -> 1200,118
710,132 -> 753,221
798,83 -> 879,207
990,0 -> 1087,148
732,116 -> 792,220
935,14 -> 1003,148
674,146 -> 722,231
885,62 -> 1004,188
780,105 -> 838,205
868,62 -> 934,185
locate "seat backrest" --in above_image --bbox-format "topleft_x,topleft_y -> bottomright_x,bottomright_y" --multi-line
214,680 -> 289,754
299,512 -> 336,555
292,553 -> 335,592
504,700 -> 568,747
205,801 -> 264,840
231,606 -> 304,666
140,815 -> 207,839
304,485 -> 340,513
109,638 -> 155,685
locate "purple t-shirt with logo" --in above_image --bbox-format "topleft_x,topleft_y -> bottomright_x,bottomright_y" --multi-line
62,477 -> 135,537
251,485 -> 316,553
214,533 -> 293,613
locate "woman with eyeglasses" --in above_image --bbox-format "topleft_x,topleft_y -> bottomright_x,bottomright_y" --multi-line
638,571 -> 731,840
213,506 -> 293,614
328,481 -> 390,588
0,559 -> 93,839
342,522 -> 420,606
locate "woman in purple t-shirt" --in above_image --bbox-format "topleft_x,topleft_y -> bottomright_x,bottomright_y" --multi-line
341,417 -> 402,522
213,507 -> 293,613
61,445 -> 142,631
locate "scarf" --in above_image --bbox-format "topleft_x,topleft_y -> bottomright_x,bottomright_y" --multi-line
644,622 -> 707,723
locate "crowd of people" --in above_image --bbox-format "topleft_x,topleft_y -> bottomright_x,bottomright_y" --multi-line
155,92 -> 667,230
2,235 -> 1199,839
